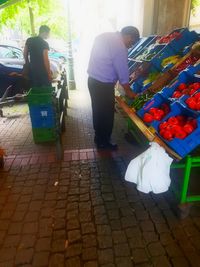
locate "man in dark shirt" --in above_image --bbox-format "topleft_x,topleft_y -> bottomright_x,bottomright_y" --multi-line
24,25 -> 52,87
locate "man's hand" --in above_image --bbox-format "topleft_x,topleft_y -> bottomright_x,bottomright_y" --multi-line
122,83 -> 137,99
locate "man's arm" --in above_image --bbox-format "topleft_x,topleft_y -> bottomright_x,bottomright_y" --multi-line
110,43 -> 136,99
43,49 -> 52,81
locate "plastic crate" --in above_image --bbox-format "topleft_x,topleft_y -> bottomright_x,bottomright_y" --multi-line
168,28 -> 199,53
137,92 -> 170,118
161,70 -> 200,98
32,127 -> 57,143
156,102 -> 200,158
180,89 -> 200,116
151,45 -> 178,71
29,105 -> 56,128
128,36 -> 158,59
27,86 -> 55,105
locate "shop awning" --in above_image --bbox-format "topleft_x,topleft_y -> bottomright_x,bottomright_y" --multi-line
0,0 -> 23,9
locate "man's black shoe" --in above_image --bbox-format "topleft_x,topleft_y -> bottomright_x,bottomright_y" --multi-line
96,142 -> 118,151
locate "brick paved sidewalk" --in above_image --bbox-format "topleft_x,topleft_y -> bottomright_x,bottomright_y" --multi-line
1,90 -> 200,266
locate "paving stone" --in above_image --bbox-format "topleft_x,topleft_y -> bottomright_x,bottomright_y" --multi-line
160,233 -> 174,245
98,235 -> 113,248
8,222 -> 23,235
112,230 -> 127,244
23,222 -> 38,234
32,251 -> 49,266
51,239 -> 66,252
128,236 -> 145,249
114,243 -> 130,257
79,212 -> 92,222
97,225 -> 111,236
171,257 -> 189,267
68,230 -> 81,243
0,247 -> 16,262
82,222 -> 96,234
140,221 -> 155,232
67,218 -> 80,230
66,243 -> 83,258
121,216 -> 136,228
148,242 -> 166,257
35,237 -> 51,251
4,235 -> 20,247
116,257 -> 133,267
82,247 -> 97,261
83,234 -> 97,248
131,248 -> 149,264
165,243 -> 184,257
49,253 -> 65,267
15,248 -> 34,265
19,235 -> 36,248
84,261 -> 98,267
100,264 -> 115,267
65,256 -> 81,267
98,249 -> 114,264
125,227 -> 142,239
143,232 -> 159,244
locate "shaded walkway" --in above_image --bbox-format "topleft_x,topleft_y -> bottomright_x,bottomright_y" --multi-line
0,89 -> 200,266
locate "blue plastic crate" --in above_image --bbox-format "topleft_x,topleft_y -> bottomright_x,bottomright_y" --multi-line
151,45 -> 178,71
156,102 -> 200,158
29,105 -> 56,128
128,36 -> 158,60
168,28 -> 199,53
130,81 -> 142,94
161,70 -> 200,98
137,93 -> 171,128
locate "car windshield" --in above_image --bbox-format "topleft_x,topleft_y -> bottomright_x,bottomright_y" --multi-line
0,46 -> 23,59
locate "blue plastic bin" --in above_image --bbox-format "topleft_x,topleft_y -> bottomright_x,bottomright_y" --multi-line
161,70 -> 200,99
156,102 -> 200,158
168,28 -> 199,53
29,105 -> 56,128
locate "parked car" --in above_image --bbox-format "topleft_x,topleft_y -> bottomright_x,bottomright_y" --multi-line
49,47 -> 67,63
0,45 -> 62,97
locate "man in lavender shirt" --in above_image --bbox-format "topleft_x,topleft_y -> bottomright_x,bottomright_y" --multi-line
88,26 -> 139,150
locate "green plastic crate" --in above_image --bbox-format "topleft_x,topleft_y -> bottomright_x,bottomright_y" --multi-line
32,127 -> 57,143
27,87 -> 55,105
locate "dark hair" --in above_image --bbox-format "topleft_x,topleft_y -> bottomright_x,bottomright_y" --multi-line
39,25 -> 50,34
121,26 -> 140,41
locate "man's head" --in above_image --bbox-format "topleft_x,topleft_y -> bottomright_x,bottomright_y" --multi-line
121,26 -> 140,48
39,25 -> 50,39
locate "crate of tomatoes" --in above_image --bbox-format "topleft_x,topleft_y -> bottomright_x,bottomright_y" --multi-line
161,70 -> 200,99
137,93 -> 171,128
156,102 -> 200,157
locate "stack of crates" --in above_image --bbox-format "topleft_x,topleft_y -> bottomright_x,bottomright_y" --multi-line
27,87 -> 58,143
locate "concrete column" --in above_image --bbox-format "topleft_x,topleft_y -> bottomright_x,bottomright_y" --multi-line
154,0 -> 191,35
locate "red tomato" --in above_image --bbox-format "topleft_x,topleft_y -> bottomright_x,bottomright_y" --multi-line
178,83 -> 187,91
170,125 -> 182,135
174,130 -> 187,139
172,91 -> 182,98
143,113 -> 154,123
195,101 -> 200,110
168,117 -> 179,125
188,119 -> 197,129
192,82 -> 200,91
157,109 -> 165,118
189,88 -> 197,96
153,113 -> 162,121
162,130 -> 173,141
182,89 -> 190,95
183,124 -> 194,134
149,108 -> 158,115
159,130 -> 166,137
159,121 -> 168,130
194,92 -> 200,100
186,97 -> 197,110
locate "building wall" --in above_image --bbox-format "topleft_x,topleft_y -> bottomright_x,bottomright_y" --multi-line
153,0 -> 191,34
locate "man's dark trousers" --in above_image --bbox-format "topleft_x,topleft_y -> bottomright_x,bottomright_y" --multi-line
88,77 -> 115,145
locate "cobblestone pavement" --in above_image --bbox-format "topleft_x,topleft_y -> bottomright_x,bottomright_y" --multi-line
1,90 -> 200,266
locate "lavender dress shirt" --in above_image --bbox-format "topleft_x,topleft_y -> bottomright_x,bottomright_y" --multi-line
87,32 -> 129,85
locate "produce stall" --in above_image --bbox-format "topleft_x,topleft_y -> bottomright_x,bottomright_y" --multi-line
116,28 -> 200,216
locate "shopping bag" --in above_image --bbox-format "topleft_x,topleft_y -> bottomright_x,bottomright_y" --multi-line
125,142 -> 173,194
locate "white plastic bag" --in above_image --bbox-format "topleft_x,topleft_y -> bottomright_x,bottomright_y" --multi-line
125,142 -> 173,194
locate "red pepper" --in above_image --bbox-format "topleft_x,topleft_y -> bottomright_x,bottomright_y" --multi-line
159,121 -> 168,130
174,130 -> 187,139
178,83 -> 187,91
183,124 -> 194,134
194,92 -> 200,100
168,117 -> 179,125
